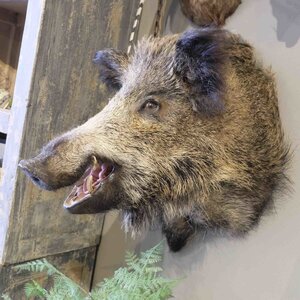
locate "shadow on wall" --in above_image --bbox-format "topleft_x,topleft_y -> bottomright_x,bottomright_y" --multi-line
270,0 -> 300,47
160,231 -> 209,276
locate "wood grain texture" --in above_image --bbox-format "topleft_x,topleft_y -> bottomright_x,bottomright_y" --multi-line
0,0 -> 45,264
0,246 -> 97,299
1,0 -> 139,264
0,8 -> 22,95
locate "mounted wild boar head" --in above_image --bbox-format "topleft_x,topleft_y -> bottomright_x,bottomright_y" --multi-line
19,28 -> 289,251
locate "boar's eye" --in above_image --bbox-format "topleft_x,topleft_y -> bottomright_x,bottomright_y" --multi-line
140,98 -> 160,114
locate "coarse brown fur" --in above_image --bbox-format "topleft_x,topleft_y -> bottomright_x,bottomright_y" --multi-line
180,0 -> 242,26
19,28 -> 289,251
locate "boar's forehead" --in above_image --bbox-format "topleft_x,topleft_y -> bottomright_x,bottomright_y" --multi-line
122,36 -> 178,94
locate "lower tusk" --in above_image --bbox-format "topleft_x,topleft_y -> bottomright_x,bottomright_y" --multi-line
86,175 -> 94,193
92,155 -> 98,166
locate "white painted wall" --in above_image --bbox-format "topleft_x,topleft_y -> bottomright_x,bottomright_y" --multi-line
95,1 -> 300,299
158,1 -> 300,299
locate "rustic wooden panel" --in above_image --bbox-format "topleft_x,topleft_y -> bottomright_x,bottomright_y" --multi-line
1,0 -> 139,264
0,246 -> 97,299
0,12 -> 16,93
0,0 -> 45,264
0,10 -> 24,93
0,7 -> 17,25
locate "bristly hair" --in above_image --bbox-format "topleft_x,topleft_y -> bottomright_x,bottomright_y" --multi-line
174,28 -> 228,116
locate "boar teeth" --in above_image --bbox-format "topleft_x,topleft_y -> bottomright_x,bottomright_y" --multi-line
92,155 -> 98,166
86,174 -> 94,193
68,156 -> 110,203
83,175 -> 93,194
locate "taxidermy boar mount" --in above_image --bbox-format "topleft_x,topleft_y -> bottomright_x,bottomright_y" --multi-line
19,28 -> 289,252
180,0 -> 242,26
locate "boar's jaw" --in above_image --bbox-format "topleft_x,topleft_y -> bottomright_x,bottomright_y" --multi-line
63,156 -> 116,214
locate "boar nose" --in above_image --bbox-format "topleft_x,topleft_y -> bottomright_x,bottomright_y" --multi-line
19,159 -> 43,186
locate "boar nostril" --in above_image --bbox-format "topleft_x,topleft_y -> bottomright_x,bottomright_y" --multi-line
18,160 -> 52,190
18,161 -> 40,183
31,176 -> 41,184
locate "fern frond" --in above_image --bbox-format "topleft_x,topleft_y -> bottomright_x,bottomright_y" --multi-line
125,251 -> 139,268
144,266 -> 163,273
15,259 -> 50,274
139,242 -> 164,267
51,274 -> 78,298
24,280 -> 49,298
91,241 -> 178,300
10,241 -> 178,300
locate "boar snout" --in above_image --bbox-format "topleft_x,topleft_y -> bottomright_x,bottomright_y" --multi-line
19,159 -> 53,190
18,132 -> 95,191
19,148 -> 122,214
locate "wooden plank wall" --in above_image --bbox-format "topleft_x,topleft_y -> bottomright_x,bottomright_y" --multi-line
0,0 -> 45,264
1,0 -> 139,264
0,246 -> 97,299
0,8 -> 25,96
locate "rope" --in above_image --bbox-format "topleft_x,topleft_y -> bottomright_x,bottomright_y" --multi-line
153,0 -> 163,37
127,0 -> 165,55
127,0 -> 145,55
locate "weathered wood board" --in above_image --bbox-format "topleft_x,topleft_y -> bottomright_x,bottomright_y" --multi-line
0,246 -> 97,299
0,8 -> 24,96
0,0 -> 139,264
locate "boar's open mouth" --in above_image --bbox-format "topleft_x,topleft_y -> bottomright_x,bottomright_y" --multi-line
63,156 -> 115,210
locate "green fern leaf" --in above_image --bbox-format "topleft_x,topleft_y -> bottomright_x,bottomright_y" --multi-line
24,280 -> 49,298
11,241 -> 178,300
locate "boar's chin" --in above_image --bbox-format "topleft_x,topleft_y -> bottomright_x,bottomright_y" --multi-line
64,156 -> 118,214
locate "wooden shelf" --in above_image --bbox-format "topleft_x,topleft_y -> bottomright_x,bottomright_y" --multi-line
0,108 -> 10,134
0,1 -> 27,16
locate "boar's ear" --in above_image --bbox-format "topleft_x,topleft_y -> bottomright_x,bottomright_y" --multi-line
93,49 -> 128,90
174,28 -> 227,116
